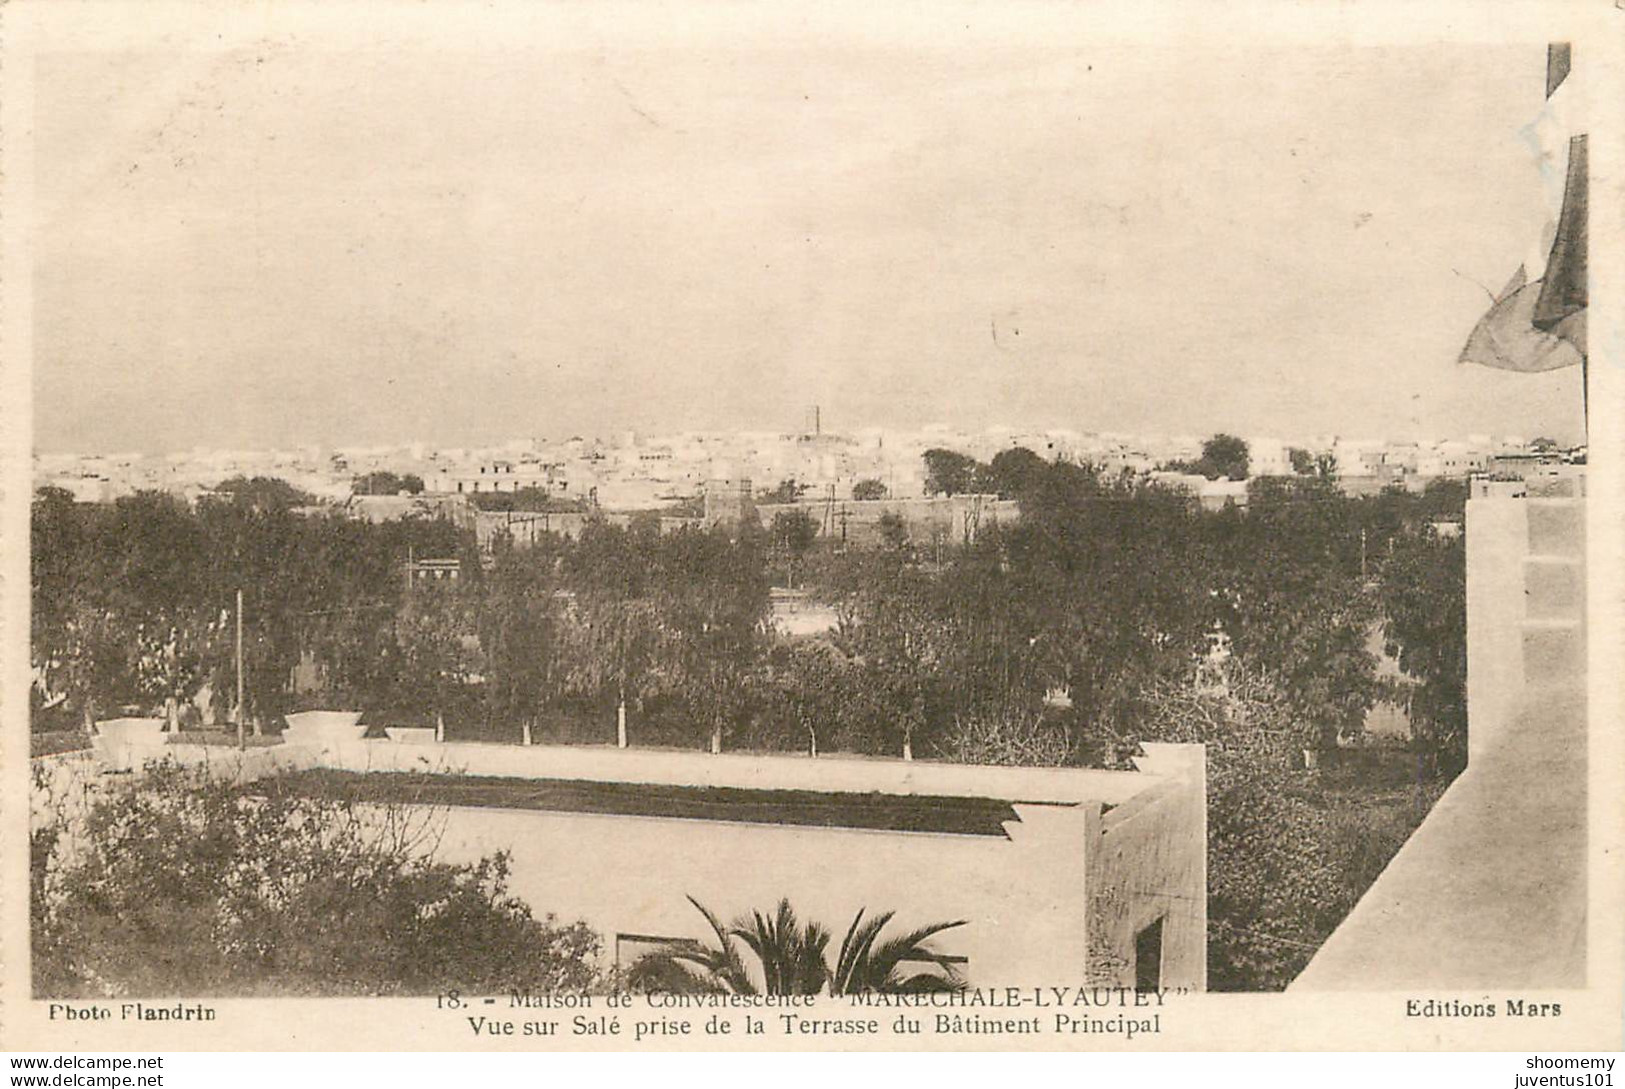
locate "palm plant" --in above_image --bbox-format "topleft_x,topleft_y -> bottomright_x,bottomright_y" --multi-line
828,908 -> 966,995
625,895 -> 756,994
733,900 -> 831,996
627,897 -> 966,995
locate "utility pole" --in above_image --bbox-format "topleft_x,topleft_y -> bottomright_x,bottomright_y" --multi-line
235,588 -> 245,751
1360,528 -> 1368,580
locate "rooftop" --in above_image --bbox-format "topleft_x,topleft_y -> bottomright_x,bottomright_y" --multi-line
264,769 -> 1027,837
276,737 -> 1196,809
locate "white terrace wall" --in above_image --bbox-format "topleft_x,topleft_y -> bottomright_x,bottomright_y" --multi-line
1084,744 -> 1207,991
428,799 -> 1087,986
1465,495 -> 1586,761
46,737 -> 1206,990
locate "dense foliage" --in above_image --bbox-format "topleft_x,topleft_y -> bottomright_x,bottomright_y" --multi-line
30,461 -> 1467,765
31,450 -> 1470,989
467,487 -> 588,513
31,761 -> 601,997
352,471 -> 425,496
1115,659 -> 1446,989
1167,433 -> 1251,481
1379,532 -> 1468,775
759,479 -> 807,504
31,484 -> 469,731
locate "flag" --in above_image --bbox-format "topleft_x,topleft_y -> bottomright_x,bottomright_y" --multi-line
1458,277 -> 1583,374
1532,132 -> 1586,339
1459,43 -> 1586,372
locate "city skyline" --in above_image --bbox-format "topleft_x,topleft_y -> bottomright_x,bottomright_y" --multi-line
32,419 -> 1575,462
34,34 -> 1586,454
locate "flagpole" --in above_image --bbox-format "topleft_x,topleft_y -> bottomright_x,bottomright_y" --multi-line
1546,43 -> 1586,440
1456,41 -> 1587,435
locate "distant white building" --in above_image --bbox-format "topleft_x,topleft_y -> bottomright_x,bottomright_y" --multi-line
1417,441 -> 1491,478
435,460 -> 558,496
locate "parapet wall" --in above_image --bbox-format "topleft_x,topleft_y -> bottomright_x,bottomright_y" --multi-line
236,735 -> 1165,806
1085,744 -> 1207,991
1465,495 -> 1586,760
39,735 -> 1207,989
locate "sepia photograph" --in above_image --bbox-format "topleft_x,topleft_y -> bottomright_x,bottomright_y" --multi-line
2,0 -> 1620,1059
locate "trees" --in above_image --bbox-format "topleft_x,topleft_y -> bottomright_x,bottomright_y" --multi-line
353,471 -> 425,496
31,444 -> 1435,797
29,488 -> 84,651
393,585 -> 481,737
557,521 -> 664,746
286,515 -> 471,715
770,509 -> 820,589
835,564 -> 951,758
213,476 -> 315,511
557,521 -> 769,752
1192,434 -> 1251,481
627,896 -> 965,996
984,447 -> 1047,499
478,548 -> 566,740
659,527 -> 771,754
922,448 -> 981,496
30,490 -> 222,728
1169,434 -> 1251,481
1000,473 -> 1216,741
751,641 -> 863,757
33,480 -> 780,747
468,486 -> 585,513
1378,532 -> 1467,774
32,761 -> 601,997
195,495 -> 308,727
759,478 -> 806,505
1220,476 -> 1378,751
852,479 -> 888,501
32,489 -> 119,727
1120,659 -> 1399,991
732,901 -> 832,997
939,703 -> 1072,767
1285,448 -> 1336,480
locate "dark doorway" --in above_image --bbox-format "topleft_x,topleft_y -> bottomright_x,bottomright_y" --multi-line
1134,917 -> 1164,992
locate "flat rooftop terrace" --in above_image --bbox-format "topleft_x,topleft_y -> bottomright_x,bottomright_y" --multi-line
262,768 -> 1027,836
243,736 -> 1193,808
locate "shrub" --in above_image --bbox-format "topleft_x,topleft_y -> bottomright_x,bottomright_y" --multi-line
32,761 -> 601,997
938,704 -> 1071,766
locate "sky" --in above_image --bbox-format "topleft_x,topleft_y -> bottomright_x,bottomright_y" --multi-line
32,30 -> 1588,453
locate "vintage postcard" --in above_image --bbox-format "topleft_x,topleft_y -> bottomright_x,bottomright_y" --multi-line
1,0 -> 1621,1056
